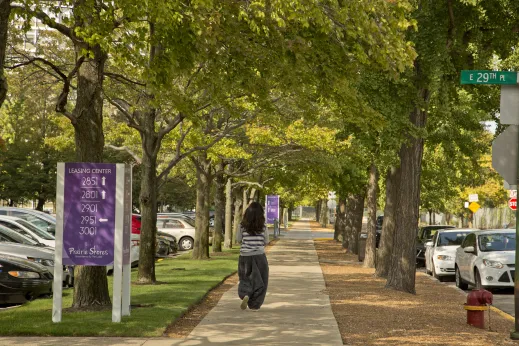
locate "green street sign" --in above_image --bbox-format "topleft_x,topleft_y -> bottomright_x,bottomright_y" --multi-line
461,70 -> 518,85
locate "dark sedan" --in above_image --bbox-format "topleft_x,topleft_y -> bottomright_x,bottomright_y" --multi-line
0,256 -> 53,304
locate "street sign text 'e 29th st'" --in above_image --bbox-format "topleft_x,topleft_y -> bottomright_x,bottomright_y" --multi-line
461,70 -> 519,85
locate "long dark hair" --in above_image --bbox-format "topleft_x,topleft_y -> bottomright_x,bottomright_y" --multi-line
241,201 -> 265,235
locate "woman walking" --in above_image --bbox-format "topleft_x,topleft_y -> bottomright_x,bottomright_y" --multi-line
237,201 -> 269,311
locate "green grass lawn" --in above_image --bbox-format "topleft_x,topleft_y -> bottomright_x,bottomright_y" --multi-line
0,249 -> 240,337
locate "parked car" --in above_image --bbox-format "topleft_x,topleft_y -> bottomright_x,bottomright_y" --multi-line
424,228 -> 474,281
157,231 -> 178,255
0,215 -> 55,247
156,236 -> 170,258
0,207 -> 56,235
416,225 -> 455,267
455,229 -> 516,290
157,213 -> 217,251
132,214 -> 141,234
0,255 -> 53,304
0,224 -> 48,247
106,233 -> 140,275
157,212 -> 196,223
132,214 -> 178,256
375,216 -> 384,231
0,234 -> 71,287
156,216 -> 197,251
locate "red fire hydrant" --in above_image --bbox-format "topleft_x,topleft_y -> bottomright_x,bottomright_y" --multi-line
464,289 -> 493,329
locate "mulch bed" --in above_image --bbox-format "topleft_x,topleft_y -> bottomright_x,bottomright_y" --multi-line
315,239 -> 516,345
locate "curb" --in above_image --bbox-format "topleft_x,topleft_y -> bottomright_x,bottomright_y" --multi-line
490,306 -> 515,322
314,238 -> 334,241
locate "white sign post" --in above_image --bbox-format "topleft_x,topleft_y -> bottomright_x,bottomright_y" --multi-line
468,194 -> 479,202
112,164 -> 132,322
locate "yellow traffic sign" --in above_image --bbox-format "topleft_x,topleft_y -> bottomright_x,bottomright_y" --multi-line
468,202 -> 480,213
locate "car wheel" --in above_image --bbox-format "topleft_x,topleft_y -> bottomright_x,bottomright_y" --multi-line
474,268 -> 483,290
179,237 -> 194,251
455,266 -> 468,290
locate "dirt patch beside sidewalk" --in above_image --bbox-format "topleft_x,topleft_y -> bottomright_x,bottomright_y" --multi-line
315,239 -> 515,345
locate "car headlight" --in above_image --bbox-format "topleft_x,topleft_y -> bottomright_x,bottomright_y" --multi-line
8,271 -> 40,279
483,259 -> 504,269
437,255 -> 453,261
27,257 -> 54,266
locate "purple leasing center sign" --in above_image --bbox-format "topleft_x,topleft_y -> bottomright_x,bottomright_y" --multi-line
266,195 -> 279,224
62,163 -> 116,266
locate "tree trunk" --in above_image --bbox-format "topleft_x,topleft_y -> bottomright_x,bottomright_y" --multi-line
136,121 -> 158,283
233,188 -> 243,244
242,188 -> 249,213
212,166 -> 225,253
363,163 -> 379,268
446,212 -> 452,225
288,208 -> 293,221
0,0 -> 9,107
320,199 -> 328,227
386,100 -> 427,294
72,47 -> 111,308
249,188 -> 257,203
349,193 -> 365,255
342,196 -> 353,250
429,210 -> 432,225
36,197 -> 45,211
334,198 -> 346,241
192,156 -> 211,260
315,201 -> 321,222
376,166 -> 400,278
224,178 -> 233,249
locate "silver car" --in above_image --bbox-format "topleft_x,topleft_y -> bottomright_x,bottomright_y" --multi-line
0,207 -> 56,235
0,225 -> 71,286
0,215 -> 55,247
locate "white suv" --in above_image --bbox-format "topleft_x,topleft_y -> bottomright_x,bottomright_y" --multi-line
455,229 -> 515,290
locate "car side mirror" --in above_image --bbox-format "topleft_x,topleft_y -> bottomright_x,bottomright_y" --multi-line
425,241 -> 433,247
464,246 -> 475,254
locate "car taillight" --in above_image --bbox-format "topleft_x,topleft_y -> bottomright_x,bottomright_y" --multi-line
132,240 -> 140,247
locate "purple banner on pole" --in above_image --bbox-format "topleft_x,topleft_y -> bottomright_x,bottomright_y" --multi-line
62,163 -> 116,266
266,195 -> 279,224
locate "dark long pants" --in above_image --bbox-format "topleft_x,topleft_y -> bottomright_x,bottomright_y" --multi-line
238,254 -> 269,309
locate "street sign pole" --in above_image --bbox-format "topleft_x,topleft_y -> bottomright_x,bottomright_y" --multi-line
513,131 -> 519,339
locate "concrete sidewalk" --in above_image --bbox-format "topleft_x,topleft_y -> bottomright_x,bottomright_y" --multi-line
0,221 -> 342,346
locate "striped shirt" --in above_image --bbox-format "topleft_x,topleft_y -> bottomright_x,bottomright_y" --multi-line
237,226 -> 269,256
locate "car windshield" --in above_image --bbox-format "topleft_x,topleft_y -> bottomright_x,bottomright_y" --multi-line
16,220 -> 55,240
437,232 -> 470,246
478,233 -> 516,252
0,226 -> 39,245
